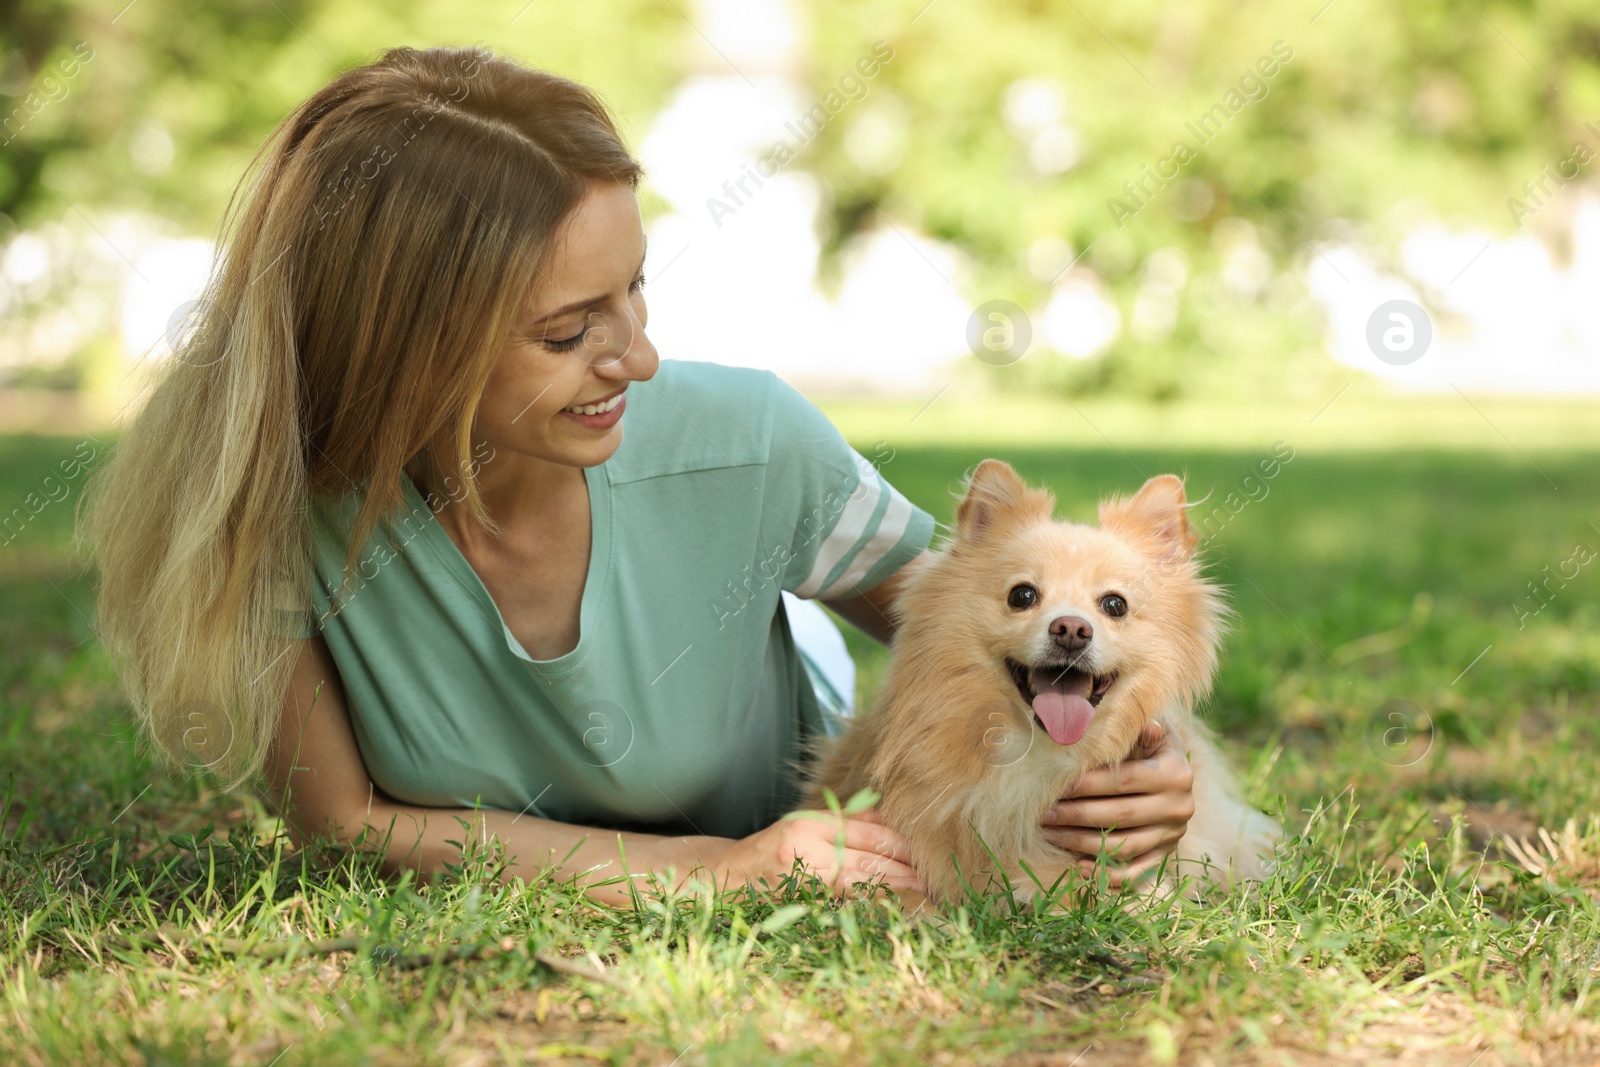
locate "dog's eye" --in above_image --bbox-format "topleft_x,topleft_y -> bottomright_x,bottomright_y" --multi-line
1006,584 -> 1039,610
1100,593 -> 1129,618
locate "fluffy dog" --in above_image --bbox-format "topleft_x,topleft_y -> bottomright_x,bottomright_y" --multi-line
801,460 -> 1281,908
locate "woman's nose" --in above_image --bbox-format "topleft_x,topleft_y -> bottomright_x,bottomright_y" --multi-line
591,302 -> 656,377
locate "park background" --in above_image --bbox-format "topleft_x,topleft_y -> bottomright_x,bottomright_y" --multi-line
3,1 -> 1600,1065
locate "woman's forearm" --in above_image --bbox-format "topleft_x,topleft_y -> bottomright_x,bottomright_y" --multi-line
339,797 -> 745,908
267,641 -> 752,907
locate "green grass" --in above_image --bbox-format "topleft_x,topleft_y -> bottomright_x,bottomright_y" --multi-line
3,390 -> 1600,1065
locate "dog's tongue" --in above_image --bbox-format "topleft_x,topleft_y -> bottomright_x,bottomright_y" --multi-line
1031,667 -> 1095,746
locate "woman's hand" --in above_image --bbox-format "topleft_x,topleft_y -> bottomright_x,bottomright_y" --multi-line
722,806 -> 927,898
1041,721 -> 1196,888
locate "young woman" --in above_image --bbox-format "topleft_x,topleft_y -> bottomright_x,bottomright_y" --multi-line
80,45 -> 1197,909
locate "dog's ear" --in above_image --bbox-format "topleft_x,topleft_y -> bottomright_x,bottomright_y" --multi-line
1098,474 -> 1197,562
956,459 -> 1052,543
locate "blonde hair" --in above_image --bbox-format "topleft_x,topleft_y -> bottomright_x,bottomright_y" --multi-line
76,45 -> 644,788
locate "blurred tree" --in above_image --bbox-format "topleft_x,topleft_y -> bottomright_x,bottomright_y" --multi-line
796,0 -> 1600,398
0,0 -> 71,222
1,0 -> 330,227
6,0 -> 1599,399
0,0 -> 686,231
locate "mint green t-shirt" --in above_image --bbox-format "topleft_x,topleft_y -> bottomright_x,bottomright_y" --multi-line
289,359 -> 935,839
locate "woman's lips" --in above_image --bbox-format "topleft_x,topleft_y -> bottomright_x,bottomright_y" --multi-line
559,394 -> 625,429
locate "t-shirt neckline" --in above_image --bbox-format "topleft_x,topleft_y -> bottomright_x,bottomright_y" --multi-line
400,464 -> 612,675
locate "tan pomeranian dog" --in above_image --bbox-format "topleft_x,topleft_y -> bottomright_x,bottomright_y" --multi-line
800,460 -> 1282,909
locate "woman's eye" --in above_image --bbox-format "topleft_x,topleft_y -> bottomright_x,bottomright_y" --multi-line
1100,593 -> 1129,618
1006,584 -> 1039,610
543,330 -> 587,352
542,275 -> 642,352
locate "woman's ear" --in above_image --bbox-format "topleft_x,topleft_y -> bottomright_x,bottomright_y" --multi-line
955,459 -> 1053,543
1098,473 -> 1196,562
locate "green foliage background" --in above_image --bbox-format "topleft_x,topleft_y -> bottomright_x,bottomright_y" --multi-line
2,0 -> 1597,399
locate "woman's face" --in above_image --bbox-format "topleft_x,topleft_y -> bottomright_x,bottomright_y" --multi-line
471,181 -> 659,474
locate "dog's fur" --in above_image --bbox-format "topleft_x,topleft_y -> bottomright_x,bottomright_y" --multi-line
800,460 -> 1282,908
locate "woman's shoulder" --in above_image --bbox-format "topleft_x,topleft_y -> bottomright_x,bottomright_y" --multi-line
645,358 -> 780,411
606,359 -> 791,483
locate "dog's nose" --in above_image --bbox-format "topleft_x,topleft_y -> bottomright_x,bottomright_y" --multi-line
1049,615 -> 1094,652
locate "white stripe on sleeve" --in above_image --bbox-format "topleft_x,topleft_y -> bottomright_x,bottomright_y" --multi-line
815,486 -> 915,599
792,452 -> 883,598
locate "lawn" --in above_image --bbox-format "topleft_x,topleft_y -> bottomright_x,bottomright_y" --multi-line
3,387 -> 1599,1066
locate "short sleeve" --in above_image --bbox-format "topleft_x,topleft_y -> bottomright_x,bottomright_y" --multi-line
767,375 -> 936,600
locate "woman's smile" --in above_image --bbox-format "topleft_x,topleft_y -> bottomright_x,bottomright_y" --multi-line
559,387 -> 627,429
